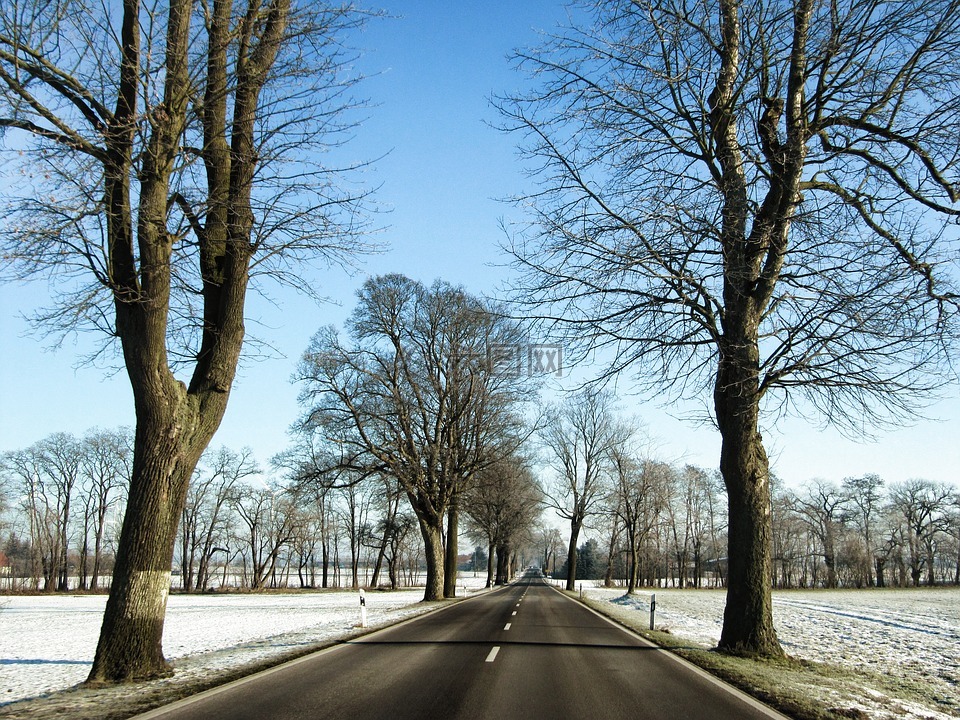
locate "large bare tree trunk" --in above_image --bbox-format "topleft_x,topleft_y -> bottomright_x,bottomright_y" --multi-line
443,500 -> 459,598
565,523 -> 580,592
419,517 -> 445,601
89,420 -> 206,681
87,0 -> 279,682
714,341 -> 783,658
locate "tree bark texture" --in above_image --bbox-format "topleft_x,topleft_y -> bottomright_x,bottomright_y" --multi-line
715,356 -> 783,657
419,517 -> 446,601
443,500 -> 459,598
565,522 -> 580,592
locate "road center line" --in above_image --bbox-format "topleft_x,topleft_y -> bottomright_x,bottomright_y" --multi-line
504,622 -> 512,630
512,611 -> 517,616
485,646 -> 500,663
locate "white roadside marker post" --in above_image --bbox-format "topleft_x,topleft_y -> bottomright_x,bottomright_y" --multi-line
360,588 -> 367,628
649,593 -> 656,631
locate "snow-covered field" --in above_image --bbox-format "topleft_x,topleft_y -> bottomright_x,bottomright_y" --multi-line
577,584 -> 960,719
1,574 -> 491,706
3,580 -> 958,719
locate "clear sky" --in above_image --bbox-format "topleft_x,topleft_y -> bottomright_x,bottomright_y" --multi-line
0,1 -> 957,489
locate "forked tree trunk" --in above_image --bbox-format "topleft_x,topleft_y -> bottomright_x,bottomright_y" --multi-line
81,0 -> 289,683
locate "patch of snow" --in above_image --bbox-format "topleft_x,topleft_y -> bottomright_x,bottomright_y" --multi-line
1,574 -> 491,705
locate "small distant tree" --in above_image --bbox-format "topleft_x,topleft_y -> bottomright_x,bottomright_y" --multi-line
789,480 -> 850,588
2,434 -> 81,591
888,479 -> 953,586
534,525 -> 565,577
464,454 -> 542,586
179,447 -> 257,592
76,428 -> 132,590
274,435 -> 342,588
609,450 -> 672,593
362,474 -> 405,589
541,387 -> 622,591
842,474 -> 885,587
233,484 -> 300,589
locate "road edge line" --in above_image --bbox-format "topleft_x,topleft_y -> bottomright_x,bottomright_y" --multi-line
546,582 -> 791,720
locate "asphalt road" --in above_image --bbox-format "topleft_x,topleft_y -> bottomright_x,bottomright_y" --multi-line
137,572 -> 788,720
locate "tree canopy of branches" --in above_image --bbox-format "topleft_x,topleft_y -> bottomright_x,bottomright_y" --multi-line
0,0 -> 376,682
500,0 -> 960,657
296,274 -> 537,601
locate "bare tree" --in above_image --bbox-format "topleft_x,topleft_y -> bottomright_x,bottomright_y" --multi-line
788,480 -> 849,588
534,524 -> 565,578
233,483 -> 300,589
888,479 -> 953,586
842,474 -> 885,587
38,433 -> 81,591
680,465 -> 719,588
76,428 -> 132,591
273,434 -> 342,588
500,0 -> 959,655
2,434 -> 82,591
179,447 -> 257,591
4,446 -> 56,590
609,448 -> 672,594
0,0 -> 376,681
948,495 -> 960,586
363,474 -> 405,589
541,387 -> 621,591
296,274 -> 534,601
335,475 -> 373,591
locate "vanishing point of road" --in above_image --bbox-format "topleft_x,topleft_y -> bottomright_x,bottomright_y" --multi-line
137,571 -> 788,720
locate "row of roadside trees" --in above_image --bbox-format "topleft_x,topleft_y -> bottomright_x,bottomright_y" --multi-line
6,425 -> 957,596
1,434 -> 536,594
536,388 -> 960,593
773,476 -> 960,589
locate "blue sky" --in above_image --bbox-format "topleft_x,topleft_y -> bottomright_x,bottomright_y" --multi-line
1,1 -> 957,489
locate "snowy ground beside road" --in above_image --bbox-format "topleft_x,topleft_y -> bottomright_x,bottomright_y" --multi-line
576,584 -> 960,719
1,574 -> 491,705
